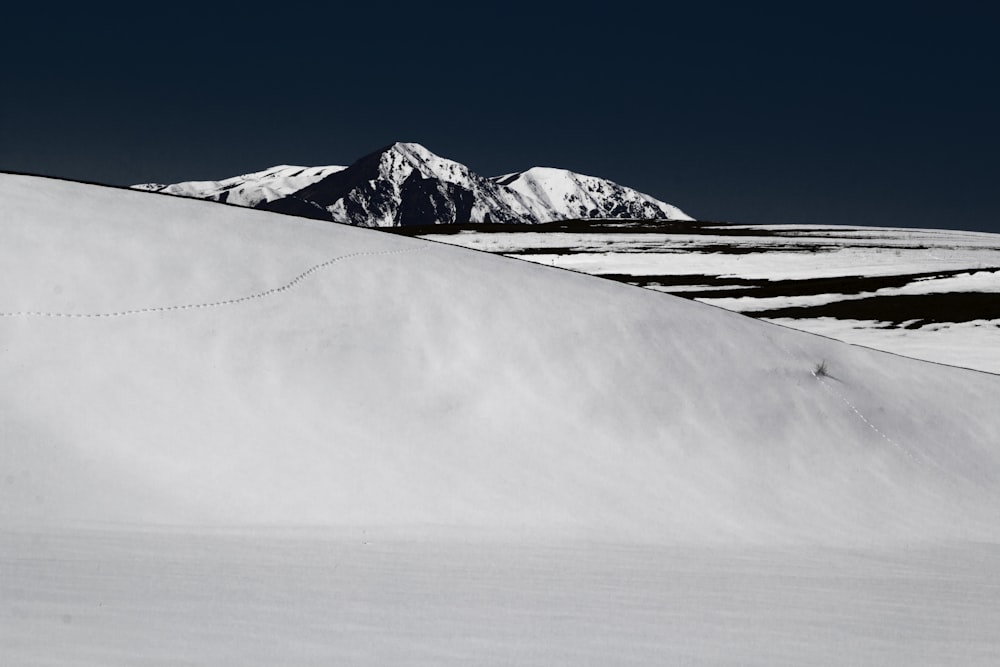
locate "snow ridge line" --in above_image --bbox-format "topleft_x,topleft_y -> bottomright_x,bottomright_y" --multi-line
0,246 -> 426,319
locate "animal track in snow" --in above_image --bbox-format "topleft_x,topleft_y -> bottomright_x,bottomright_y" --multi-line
0,246 -> 426,319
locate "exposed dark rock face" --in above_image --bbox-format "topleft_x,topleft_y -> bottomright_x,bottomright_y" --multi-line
395,172 -> 475,226
257,196 -> 335,222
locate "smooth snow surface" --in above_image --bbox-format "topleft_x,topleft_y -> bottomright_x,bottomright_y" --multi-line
4,176 -> 1000,664
6,530 -> 1000,666
136,164 -> 347,207
3,174 -> 1000,537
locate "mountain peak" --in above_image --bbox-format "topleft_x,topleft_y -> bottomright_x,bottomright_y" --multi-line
133,144 -> 691,226
362,142 -> 442,168
389,141 -> 433,156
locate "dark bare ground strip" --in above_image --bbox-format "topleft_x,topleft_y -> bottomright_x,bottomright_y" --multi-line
506,244 -> 837,256
746,292 -> 1000,327
599,273 -> 762,288
504,247 -> 582,255
401,220 -> 791,236
612,268 -> 1000,300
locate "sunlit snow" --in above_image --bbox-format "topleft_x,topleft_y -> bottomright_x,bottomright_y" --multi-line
3,175 -> 1000,665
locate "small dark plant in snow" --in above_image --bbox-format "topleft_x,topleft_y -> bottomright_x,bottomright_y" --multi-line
813,360 -> 830,378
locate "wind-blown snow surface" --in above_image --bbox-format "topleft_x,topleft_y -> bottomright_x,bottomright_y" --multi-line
3,175 -> 1000,664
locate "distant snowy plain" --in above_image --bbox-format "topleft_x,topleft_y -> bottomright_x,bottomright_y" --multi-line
412,222 -> 1000,374
3,175 -> 1000,665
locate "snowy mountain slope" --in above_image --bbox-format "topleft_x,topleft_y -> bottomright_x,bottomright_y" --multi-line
494,166 -> 689,222
288,142 -> 531,226
133,143 -> 692,227
140,164 -> 346,208
3,173 -> 1000,542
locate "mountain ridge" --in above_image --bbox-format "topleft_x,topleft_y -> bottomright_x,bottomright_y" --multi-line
133,142 -> 692,227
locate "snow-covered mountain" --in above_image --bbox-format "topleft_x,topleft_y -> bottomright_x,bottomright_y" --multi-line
492,166 -> 686,222
133,142 -> 691,226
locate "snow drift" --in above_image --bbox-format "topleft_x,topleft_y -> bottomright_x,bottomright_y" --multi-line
2,173 -> 999,543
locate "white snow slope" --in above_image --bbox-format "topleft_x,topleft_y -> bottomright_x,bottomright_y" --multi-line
494,164 -> 691,223
143,163 -> 346,207
3,173 -> 999,540
4,175 -> 1000,665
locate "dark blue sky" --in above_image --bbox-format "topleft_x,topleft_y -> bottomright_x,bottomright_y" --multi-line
3,2 -> 998,232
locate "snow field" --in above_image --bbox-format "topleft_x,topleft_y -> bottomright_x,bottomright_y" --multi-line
4,174 -> 1000,666
4,529 -> 1000,666
2,174 -> 999,543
